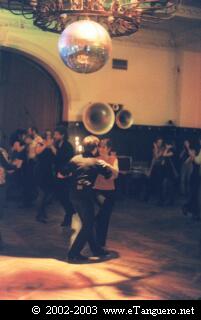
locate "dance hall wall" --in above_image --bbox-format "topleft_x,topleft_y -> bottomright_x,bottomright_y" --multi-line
177,50 -> 201,128
0,10 -> 200,128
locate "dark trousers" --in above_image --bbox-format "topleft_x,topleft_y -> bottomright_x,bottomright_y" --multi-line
36,172 -> 54,219
146,164 -> 177,205
22,160 -> 37,206
0,184 -> 6,219
185,174 -> 201,219
0,184 -> 6,249
95,190 -> 115,247
55,178 -> 75,225
144,166 -> 164,203
68,190 -> 100,257
37,186 -> 54,219
0,232 -> 3,249
159,176 -> 177,205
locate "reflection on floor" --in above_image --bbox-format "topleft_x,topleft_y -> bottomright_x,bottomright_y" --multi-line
0,198 -> 201,300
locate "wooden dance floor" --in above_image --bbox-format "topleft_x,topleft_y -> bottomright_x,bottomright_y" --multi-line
0,198 -> 201,300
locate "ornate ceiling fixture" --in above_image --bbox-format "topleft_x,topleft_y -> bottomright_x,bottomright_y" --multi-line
0,1 -> 181,73
1,1 -> 181,37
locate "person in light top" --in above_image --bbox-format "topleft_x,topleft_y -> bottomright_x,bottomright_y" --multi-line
94,138 -> 119,249
27,126 -> 43,146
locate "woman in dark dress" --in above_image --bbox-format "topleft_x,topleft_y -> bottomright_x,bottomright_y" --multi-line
160,141 -> 179,205
35,135 -> 56,223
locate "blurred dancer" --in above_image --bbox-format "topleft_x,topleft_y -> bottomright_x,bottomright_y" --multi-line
21,134 -> 38,207
94,139 -> 119,249
54,126 -> 75,227
160,140 -> 178,206
183,139 -> 201,221
180,140 -> 193,196
28,126 -> 43,145
0,144 -> 21,249
59,136 -> 114,264
35,136 -> 56,223
145,137 -> 165,203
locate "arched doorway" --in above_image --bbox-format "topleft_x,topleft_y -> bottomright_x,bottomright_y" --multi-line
0,48 -> 63,145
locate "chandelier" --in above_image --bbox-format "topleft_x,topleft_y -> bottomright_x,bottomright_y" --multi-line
1,1 -> 181,37
0,1 -> 181,73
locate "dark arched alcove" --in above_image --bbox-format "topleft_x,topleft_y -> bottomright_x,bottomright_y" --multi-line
0,48 -> 63,144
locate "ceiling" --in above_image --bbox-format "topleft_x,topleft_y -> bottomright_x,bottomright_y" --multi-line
142,16 -> 201,34
141,1 -> 201,37
0,1 -> 200,48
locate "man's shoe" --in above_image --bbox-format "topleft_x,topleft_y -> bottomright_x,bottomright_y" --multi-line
91,249 -> 119,262
67,254 -> 89,264
92,248 -> 111,258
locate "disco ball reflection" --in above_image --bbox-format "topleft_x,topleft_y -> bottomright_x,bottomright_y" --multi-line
58,20 -> 112,74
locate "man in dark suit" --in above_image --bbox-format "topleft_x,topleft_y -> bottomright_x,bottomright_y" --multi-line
59,135 -> 113,264
54,126 -> 75,227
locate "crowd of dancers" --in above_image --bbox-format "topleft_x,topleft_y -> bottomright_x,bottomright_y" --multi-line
0,126 -> 201,262
146,136 -> 201,222
0,127 -> 119,263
